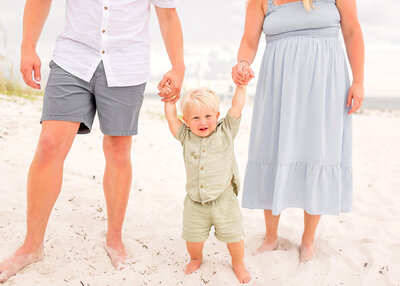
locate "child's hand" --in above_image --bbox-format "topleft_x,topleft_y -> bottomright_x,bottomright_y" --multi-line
241,65 -> 254,85
232,62 -> 255,87
158,80 -> 172,101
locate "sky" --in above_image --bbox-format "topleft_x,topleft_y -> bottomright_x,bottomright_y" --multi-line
0,0 -> 400,97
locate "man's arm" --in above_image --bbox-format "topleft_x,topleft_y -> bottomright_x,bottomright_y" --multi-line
155,7 -> 185,103
20,0 -> 52,89
164,102 -> 182,136
229,86 -> 247,119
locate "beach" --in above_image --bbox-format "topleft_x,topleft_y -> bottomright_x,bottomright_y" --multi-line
0,93 -> 399,286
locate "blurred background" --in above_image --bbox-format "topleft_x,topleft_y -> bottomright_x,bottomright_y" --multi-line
1,0 -> 399,108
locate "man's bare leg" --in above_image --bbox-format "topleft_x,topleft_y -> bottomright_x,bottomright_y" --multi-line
0,121 -> 79,283
102,135 -> 133,269
254,210 -> 280,254
300,211 -> 321,262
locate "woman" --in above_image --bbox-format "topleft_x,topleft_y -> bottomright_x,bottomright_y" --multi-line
232,0 -> 364,262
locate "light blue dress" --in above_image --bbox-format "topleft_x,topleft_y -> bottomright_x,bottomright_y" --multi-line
242,0 -> 352,215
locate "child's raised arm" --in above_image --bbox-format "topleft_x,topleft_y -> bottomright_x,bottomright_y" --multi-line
164,102 -> 182,136
229,85 -> 247,119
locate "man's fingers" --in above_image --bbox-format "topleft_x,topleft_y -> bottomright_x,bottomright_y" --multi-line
33,63 -> 41,82
158,76 -> 169,90
23,67 -> 40,89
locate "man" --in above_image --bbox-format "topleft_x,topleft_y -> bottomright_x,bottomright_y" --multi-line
0,0 -> 184,282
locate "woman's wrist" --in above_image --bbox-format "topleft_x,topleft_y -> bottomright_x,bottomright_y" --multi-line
352,79 -> 364,86
238,59 -> 251,66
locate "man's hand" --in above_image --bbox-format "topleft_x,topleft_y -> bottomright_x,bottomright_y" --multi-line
158,67 -> 184,103
20,48 -> 41,89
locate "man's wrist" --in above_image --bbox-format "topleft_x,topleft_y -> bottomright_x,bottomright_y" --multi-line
21,42 -> 36,52
172,63 -> 185,72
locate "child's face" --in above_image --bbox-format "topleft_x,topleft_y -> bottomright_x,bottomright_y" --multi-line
183,103 -> 220,137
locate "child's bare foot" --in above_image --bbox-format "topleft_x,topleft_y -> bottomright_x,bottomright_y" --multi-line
0,244 -> 44,283
253,238 -> 278,255
233,263 -> 251,284
104,240 -> 127,270
184,257 -> 202,274
299,243 -> 315,262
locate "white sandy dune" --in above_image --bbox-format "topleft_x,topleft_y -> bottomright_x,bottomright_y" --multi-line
0,94 -> 399,285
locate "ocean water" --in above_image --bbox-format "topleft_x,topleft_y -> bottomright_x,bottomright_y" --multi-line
144,93 -> 400,111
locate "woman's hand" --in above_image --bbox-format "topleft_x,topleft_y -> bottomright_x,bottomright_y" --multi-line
347,81 -> 364,114
232,61 -> 255,87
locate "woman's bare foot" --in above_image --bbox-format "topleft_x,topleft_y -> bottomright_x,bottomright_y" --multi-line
0,244 -> 44,283
253,238 -> 278,255
233,264 -> 251,284
104,240 -> 127,270
299,243 -> 315,262
184,257 -> 202,274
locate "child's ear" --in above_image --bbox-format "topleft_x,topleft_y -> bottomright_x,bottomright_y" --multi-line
182,116 -> 188,124
217,112 -> 220,120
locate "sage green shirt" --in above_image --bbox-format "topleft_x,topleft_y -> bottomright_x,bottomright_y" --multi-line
174,111 -> 241,204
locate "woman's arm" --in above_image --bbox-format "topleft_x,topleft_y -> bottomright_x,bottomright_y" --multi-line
232,0 -> 266,86
336,0 -> 365,114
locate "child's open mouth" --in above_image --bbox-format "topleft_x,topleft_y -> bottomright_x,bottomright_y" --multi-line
199,127 -> 208,132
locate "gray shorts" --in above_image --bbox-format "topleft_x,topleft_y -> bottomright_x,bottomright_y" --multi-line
41,61 -> 146,136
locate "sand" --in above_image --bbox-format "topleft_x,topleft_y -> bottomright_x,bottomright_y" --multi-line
0,93 -> 399,285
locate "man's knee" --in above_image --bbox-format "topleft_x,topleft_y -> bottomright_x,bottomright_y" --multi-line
36,135 -> 68,162
103,136 -> 132,165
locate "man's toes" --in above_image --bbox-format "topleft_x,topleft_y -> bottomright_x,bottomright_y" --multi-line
0,270 -> 11,283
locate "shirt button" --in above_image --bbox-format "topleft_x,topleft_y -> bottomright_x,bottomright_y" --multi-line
200,166 -> 204,170
102,30 -> 106,33
202,149 -> 205,153
102,50 -> 105,54
200,185 -> 204,188
104,6 -> 108,10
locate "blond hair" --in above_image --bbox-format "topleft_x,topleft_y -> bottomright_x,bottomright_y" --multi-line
180,88 -> 220,117
302,0 -> 315,11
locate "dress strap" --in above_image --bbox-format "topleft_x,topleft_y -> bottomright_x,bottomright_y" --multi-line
268,0 -> 275,8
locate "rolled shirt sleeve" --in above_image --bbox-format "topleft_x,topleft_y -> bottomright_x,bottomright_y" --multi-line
151,0 -> 179,8
222,110 -> 241,139
174,122 -> 189,144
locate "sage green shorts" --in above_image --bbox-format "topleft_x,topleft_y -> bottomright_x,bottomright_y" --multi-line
182,187 -> 244,243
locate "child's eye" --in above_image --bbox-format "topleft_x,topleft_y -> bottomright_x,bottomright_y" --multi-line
206,115 -> 212,118
192,117 -> 199,120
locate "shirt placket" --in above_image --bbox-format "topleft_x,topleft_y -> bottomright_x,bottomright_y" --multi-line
101,0 -> 110,57
198,138 -> 207,203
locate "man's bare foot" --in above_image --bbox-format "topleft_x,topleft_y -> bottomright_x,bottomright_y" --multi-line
253,238 -> 278,255
233,263 -> 251,284
0,244 -> 44,283
184,257 -> 202,274
104,240 -> 127,270
299,244 -> 315,262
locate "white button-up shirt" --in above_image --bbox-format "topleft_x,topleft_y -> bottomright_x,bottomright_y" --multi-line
52,0 -> 178,87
